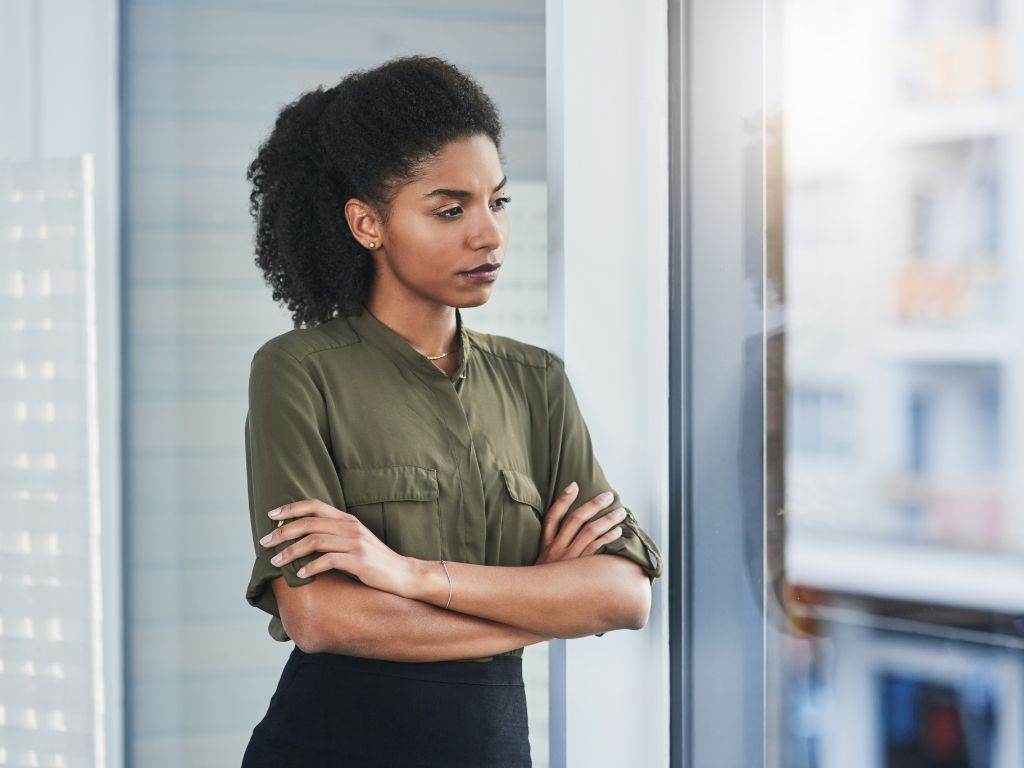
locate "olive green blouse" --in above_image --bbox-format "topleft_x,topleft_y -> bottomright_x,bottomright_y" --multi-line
244,304 -> 663,662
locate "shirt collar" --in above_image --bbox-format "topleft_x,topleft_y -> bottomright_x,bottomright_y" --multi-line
346,304 -> 471,383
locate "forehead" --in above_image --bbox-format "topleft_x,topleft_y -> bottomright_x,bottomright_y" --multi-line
408,135 -> 504,189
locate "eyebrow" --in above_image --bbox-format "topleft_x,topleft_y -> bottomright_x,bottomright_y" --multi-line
424,175 -> 508,199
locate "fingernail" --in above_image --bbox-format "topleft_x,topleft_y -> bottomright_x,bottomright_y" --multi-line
268,506 -> 282,518
259,533 -> 272,546
297,567 -> 308,578
271,554 -> 283,565
613,508 -> 627,518
598,491 -> 614,502
564,482 -> 578,494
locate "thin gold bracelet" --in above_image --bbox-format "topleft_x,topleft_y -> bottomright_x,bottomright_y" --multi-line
440,559 -> 453,610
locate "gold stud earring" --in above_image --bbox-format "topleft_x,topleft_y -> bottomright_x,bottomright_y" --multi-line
368,242 -> 376,249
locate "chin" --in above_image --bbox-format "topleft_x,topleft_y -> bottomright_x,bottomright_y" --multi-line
461,294 -> 492,309
447,287 -> 495,310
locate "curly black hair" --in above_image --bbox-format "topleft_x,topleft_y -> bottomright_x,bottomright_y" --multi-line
245,55 -> 505,328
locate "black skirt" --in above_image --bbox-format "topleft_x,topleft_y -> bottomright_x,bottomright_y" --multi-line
241,645 -> 532,767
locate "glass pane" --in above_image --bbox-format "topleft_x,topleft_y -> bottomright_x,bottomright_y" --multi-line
770,1 -> 1024,766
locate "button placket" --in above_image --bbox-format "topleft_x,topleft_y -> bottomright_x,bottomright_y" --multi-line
422,373 -> 487,563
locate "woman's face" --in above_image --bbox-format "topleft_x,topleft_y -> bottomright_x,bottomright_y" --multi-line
361,133 -> 510,311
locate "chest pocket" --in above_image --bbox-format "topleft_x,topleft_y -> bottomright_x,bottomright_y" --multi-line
339,466 -> 441,561
498,469 -> 545,566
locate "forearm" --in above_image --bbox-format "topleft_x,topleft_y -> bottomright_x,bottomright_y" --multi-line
406,554 -> 651,638
301,572 -> 552,662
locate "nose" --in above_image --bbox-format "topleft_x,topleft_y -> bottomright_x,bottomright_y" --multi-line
468,204 -> 505,252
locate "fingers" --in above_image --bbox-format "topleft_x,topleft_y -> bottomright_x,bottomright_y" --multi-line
268,532 -> 352,570
552,490 -> 616,553
541,482 -> 580,547
566,505 -> 627,558
260,516 -> 311,548
267,499 -> 350,525
579,517 -> 625,556
296,552 -> 357,580
260,508 -> 357,550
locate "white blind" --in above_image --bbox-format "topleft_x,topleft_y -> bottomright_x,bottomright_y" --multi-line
0,155 -> 104,768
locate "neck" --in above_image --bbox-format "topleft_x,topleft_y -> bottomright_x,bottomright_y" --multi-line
364,293 -> 458,358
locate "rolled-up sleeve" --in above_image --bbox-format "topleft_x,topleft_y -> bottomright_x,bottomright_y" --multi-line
244,344 -> 346,641
544,352 -> 664,592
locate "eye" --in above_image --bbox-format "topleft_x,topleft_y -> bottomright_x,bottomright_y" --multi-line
434,196 -> 512,221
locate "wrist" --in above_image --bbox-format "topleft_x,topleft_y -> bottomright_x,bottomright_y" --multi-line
406,557 -> 450,606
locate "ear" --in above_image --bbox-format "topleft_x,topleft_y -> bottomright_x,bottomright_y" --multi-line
344,198 -> 383,250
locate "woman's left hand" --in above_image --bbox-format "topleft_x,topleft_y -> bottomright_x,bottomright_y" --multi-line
260,499 -> 415,598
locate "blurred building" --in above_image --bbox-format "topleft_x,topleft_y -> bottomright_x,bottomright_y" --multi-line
780,0 -> 1024,765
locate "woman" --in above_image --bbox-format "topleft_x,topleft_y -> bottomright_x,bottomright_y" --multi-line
240,54 -> 664,767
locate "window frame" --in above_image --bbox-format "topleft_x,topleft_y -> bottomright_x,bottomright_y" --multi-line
669,0 -> 770,766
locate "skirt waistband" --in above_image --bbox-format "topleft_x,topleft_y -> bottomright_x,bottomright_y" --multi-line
290,645 -> 525,686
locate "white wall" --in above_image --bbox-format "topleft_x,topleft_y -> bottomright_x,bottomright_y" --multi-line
546,1 -> 671,766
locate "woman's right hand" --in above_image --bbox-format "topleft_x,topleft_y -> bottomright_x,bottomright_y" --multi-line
533,482 -> 627,565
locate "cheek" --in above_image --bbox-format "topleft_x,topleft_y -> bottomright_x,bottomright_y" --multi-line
390,224 -> 456,279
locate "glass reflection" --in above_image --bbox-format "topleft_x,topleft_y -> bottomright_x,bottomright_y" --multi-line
772,0 -> 1024,765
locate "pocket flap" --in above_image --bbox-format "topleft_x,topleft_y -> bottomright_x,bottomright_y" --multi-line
500,469 -> 545,513
340,466 -> 439,506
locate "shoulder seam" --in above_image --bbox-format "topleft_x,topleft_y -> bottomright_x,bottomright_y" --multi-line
257,334 -> 360,365
473,345 -> 549,369
466,330 -> 552,370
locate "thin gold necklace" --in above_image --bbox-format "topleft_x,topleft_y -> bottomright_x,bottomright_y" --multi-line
425,345 -> 457,361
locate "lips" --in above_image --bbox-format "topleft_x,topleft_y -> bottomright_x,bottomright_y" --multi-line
457,262 -> 501,284
459,263 -> 500,274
